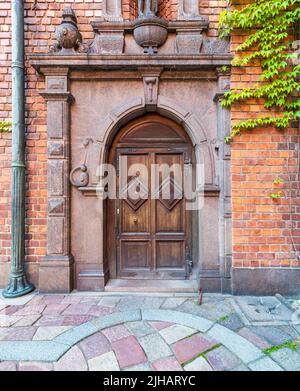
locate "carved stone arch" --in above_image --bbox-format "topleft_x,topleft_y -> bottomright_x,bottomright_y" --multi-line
100,95 -> 215,186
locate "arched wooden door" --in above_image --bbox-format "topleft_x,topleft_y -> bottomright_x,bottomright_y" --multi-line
107,114 -> 193,280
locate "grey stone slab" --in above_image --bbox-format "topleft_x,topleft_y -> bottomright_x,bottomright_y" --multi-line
123,363 -> 152,371
159,324 -> 196,344
88,351 -> 120,371
33,326 -> 72,341
249,326 -> 293,346
218,313 -> 244,331
54,322 -> 98,346
178,299 -> 233,322
0,341 -> 68,362
161,297 -> 187,309
125,321 -> 156,337
235,296 -> 293,323
207,324 -> 263,364
248,357 -> 283,371
92,310 -> 142,330
142,309 -> 213,332
231,364 -> 250,371
117,297 -> 165,311
205,346 -> 241,371
270,348 -> 300,371
184,356 -> 212,371
99,297 -> 121,307
139,333 -> 172,362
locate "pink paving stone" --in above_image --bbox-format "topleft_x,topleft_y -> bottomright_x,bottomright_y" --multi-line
0,362 -> 17,371
62,315 -> 95,326
61,296 -> 83,305
41,295 -> 65,304
172,334 -> 218,364
3,326 -> 37,341
238,328 -> 271,350
19,362 -> 54,371
79,332 -> 111,360
54,346 -> 88,371
13,305 -> 46,316
0,305 -> 24,316
88,305 -> 116,317
43,304 -> 69,315
112,335 -> 147,369
148,321 -> 174,331
35,316 -> 65,327
102,325 -> 132,343
152,357 -> 183,371
27,296 -> 45,305
62,304 -> 92,315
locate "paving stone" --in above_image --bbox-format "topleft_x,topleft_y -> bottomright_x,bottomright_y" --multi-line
60,296 -> 82,305
55,322 -> 98,346
13,314 -> 41,327
278,325 -> 300,340
62,315 -> 95,326
88,351 -> 120,371
148,321 -> 174,330
87,305 -> 115,317
142,297 -> 165,309
117,297 -> 146,311
207,324 -> 263,364
43,304 -> 69,315
178,300 -> 233,322
102,324 -> 132,342
0,341 -> 68,361
33,326 -> 72,341
92,310 -> 141,330
205,346 -> 241,371
13,305 -> 46,316
0,315 -> 23,327
0,361 -> 17,371
41,295 -> 65,304
123,363 -> 152,371
112,335 -> 147,369
270,347 -> 300,371
62,304 -> 92,316
0,305 -> 23,316
249,326 -> 292,346
19,362 -> 54,371
159,324 -> 196,344
79,297 -> 101,305
3,326 -> 37,341
161,297 -> 187,309
139,333 -> 172,362
35,315 -> 65,327
152,357 -> 183,371
54,346 -> 88,371
235,296 -> 293,322
125,321 -> 156,337
218,313 -> 244,331
142,309 -> 213,332
172,333 -> 217,364
184,356 -> 213,371
79,332 -> 111,360
99,297 -> 121,307
238,327 -> 271,350
0,294 -> 35,306
248,357 -> 283,371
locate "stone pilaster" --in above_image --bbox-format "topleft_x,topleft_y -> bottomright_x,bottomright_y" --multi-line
39,67 -> 74,293
214,67 -> 232,294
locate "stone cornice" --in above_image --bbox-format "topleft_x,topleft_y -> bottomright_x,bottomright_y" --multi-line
30,54 -> 233,74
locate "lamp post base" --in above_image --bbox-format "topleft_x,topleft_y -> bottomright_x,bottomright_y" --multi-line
2,276 -> 35,298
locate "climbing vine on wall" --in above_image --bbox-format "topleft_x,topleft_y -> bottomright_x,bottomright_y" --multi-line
218,0 -> 300,143
0,122 -> 11,133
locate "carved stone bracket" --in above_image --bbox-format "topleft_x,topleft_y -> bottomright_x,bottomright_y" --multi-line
178,0 -> 203,20
139,67 -> 162,111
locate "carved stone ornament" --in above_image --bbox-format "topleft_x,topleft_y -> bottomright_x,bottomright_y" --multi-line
138,0 -> 158,18
49,7 -> 89,54
133,18 -> 168,54
70,164 -> 89,187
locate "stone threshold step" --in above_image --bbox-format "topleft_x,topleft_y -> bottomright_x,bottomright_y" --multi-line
105,279 -> 198,293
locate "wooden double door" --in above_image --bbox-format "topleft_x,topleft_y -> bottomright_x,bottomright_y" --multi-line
107,115 -> 193,280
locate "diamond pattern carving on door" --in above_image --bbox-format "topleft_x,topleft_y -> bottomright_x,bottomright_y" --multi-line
121,175 -> 148,212
157,175 -> 183,211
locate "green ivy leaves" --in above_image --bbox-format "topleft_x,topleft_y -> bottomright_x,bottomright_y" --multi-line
219,0 -> 300,142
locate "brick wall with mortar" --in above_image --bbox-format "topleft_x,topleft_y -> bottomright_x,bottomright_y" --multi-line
0,0 -> 299,289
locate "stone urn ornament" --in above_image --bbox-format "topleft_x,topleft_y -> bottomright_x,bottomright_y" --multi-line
50,7 -> 88,54
133,0 -> 168,54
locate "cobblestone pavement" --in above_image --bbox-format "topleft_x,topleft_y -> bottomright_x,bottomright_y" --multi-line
0,292 -> 299,371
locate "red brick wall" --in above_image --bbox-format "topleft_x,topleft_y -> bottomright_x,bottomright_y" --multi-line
0,0 -> 299,286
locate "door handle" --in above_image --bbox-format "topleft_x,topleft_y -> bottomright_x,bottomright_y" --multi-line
133,216 -> 138,223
